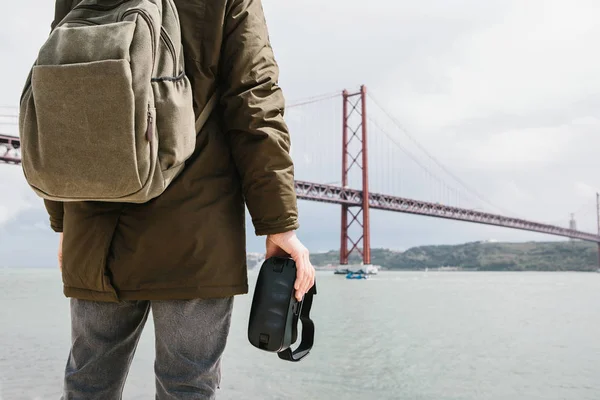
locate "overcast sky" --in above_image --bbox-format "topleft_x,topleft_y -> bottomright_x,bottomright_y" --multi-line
2,0 -> 600,266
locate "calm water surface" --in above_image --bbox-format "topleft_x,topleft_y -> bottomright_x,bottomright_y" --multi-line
0,268 -> 599,400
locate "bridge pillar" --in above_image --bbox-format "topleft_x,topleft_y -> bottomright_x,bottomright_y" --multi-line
340,86 -> 371,265
340,90 -> 349,264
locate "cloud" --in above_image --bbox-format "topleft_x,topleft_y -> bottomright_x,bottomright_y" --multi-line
0,166 -> 38,227
394,0 -> 600,133
452,123 -> 575,171
574,181 -> 599,199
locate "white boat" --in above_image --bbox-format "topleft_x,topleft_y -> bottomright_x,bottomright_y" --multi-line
334,264 -> 379,275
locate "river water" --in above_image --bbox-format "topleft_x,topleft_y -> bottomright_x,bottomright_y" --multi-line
0,268 -> 599,400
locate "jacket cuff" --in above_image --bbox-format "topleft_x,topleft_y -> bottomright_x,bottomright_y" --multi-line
49,218 -> 63,233
254,219 -> 299,236
44,199 -> 64,233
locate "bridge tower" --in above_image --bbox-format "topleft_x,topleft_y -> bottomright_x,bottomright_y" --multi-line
340,86 -> 371,266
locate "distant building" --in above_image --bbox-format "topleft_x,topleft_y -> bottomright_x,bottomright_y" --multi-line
569,214 -> 577,241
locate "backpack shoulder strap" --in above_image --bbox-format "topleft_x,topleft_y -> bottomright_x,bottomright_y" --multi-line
195,92 -> 218,133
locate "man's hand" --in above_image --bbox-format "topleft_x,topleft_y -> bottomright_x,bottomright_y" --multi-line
266,231 -> 315,301
58,233 -> 63,271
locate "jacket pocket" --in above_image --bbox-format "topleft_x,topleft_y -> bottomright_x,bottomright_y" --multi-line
23,59 -> 144,199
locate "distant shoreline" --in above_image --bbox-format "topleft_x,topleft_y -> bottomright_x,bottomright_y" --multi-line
308,241 -> 600,272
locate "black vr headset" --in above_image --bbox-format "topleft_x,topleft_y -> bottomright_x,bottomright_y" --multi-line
248,257 -> 317,362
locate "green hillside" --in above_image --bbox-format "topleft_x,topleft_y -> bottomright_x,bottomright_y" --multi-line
310,241 -> 600,271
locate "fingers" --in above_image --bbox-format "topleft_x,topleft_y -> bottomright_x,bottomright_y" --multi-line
294,249 -> 306,291
293,248 -> 315,301
302,252 -> 315,293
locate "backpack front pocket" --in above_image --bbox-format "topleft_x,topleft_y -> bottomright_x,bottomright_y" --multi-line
23,59 -> 146,200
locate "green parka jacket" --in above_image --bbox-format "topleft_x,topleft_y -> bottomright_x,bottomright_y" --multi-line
43,0 -> 299,302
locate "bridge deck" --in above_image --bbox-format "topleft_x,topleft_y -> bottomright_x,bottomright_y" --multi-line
2,138 -> 598,243
295,181 -> 600,243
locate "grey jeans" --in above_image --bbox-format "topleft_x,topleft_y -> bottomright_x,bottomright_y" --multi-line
61,297 -> 234,400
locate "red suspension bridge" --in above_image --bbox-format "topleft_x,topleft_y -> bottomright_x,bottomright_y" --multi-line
2,87 -> 600,266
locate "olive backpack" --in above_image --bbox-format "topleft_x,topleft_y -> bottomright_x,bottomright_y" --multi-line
19,0 -> 215,203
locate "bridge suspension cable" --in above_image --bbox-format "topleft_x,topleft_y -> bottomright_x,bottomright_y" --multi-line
367,115 -> 469,208
543,198 -> 598,228
367,91 -> 523,218
287,91 -> 342,109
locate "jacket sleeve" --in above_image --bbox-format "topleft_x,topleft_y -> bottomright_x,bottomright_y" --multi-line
219,0 -> 299,236
44,200 -> 64,233
43,0 -> 76,233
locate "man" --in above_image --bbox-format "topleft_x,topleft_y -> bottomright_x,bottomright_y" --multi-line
46,0 -> 315,398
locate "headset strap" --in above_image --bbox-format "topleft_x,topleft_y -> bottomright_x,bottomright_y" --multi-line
277,281 -> 317,362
